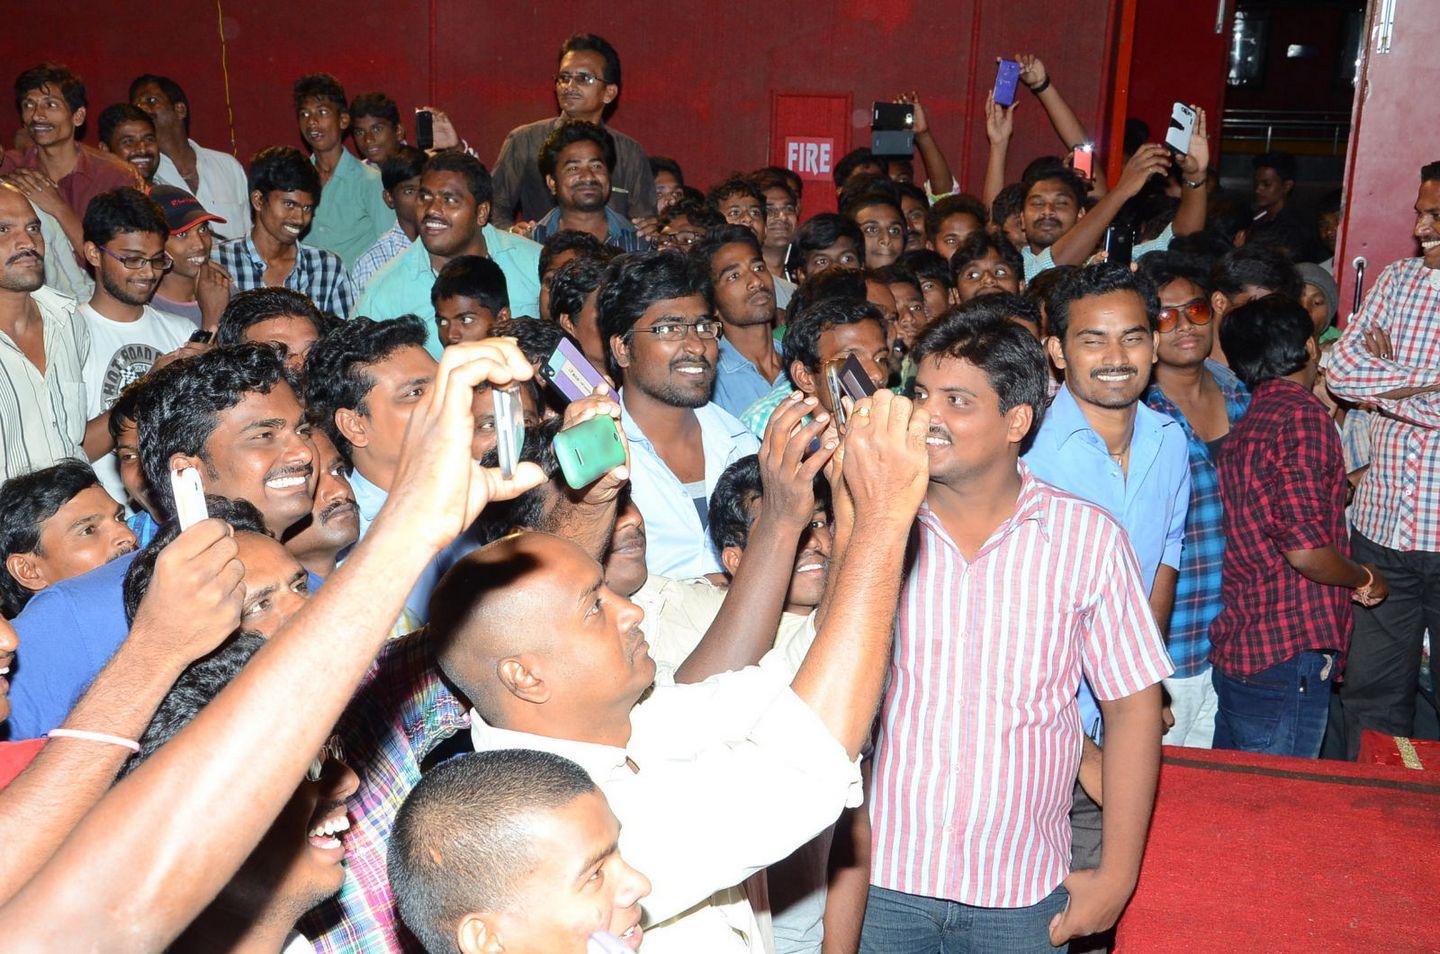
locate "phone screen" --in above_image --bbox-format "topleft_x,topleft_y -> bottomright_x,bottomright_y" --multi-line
1072,144 -> 1094,180
415,109 -> 434,151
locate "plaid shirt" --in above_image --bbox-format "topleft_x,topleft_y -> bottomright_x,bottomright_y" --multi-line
1325,257 -> 1440,552
1144,361 -> 1250,676
350,225 -> 413,294
213,235 -> 357,320
1210,379 -> 1352,677
305,632 -> 469,953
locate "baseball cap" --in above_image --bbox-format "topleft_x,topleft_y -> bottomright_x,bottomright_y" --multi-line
148,184 -> 227,234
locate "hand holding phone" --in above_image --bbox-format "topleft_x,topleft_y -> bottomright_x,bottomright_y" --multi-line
171,466 -> 208,530
838,354 -> 879,402
553,415 -> 628,490
1071,143 -> 1095,180
492,385 -> 525,479
994,59 -> 1022,107
543,339 -> 618,403
1165,102 -> 1197,156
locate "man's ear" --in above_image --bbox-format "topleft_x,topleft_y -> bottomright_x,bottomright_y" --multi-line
251,189 -> 266,214
611,333 -> 632,371
475,200 -> 492,228
1044,335 -> 1067,373
1005,402 -> 1036,446
1304,335 -> 1320,363
82,240 -> 101,269
6,552 -> 48,594
789,359 -> 816,397
381,189 -> 396,211
338,111 -> 352,133
1210,291 -> 1229,321
169,451 -> 207,482
335,408 -> 369,451
545,174 -> 558,198
498,656 -> 549,705
456,912 -> 504,954
174,100 -> 189,125
496,306 -> 512,326
720,545 -> 743,578
558,313 -> 578,337
71,106 -> 87,130
602,83 -> 619,107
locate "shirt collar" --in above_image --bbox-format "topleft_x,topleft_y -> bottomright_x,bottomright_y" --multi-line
348,467 -> 388,522
919,461 -> 1052,550
469,710 -> 633,778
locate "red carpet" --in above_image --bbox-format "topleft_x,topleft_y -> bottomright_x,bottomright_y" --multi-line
1116,746 -> 1440,952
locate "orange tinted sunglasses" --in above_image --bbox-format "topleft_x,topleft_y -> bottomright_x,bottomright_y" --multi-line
1157,299 -> 1213,333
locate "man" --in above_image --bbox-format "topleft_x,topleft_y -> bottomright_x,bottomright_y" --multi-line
840,179 -> 906,269
213,146 -> 355,319
925,193 -> 987,263
293,73 -> 395,268
491,34 -> 655,228
599,250 -> 760,578
538,229 -> 608,320
284,431 -> 359,580
1207,246 -> 1300,363
700,225 -> 785,418
1139,252 -> 1250,747
96,104 -> 159,185
1244,151 -> 1313,259
149,184 -> 233,329
350,92 -> 405,167
433,255 -> 511,348
871,262 -> 927,357
0,461 -> 136,618
991,183 -> 1027,252
650,156 -> 685,214
950,232 -> 1023,304
863,310 -> 1172,952
132,73 -> 252,240
655,197 -> 720,252
1212,295 -> 1385,757
899,247 -> 954,321
531,121 -> 647,252
1316,188 -> 1342,274
753,168 -> 800,307
0,182 -> 97,482
2,343 -> 318,739
551,253 -> 611,367
351,146 -> 426,294
790,213 -> 865,286
215,288 -> 328,376
359,153 -> 541,357
709,176 -> 766,243
832,147 -> 884,193
1327,159 -> 1440,758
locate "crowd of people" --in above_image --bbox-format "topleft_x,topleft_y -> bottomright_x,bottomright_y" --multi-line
0,30 -> 1435,954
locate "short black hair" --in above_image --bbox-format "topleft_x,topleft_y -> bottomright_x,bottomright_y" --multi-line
794,213 -> 865,268
955,290 -> 1043,335
925,193 -> 987,243
97,103 -> 153,148
292,73 -> 348,114
304,315 -> 431,464
782,295 -> 886,373
560,33 -> 621,86
432,255 -> 509,312
82,187 -> 169,247
709,454 -> 762,555
898,248 -> 952,289
1220,294 -> 1314,389
895,180 -> 929,212
349,91 -> 399,126
949,232 -> 1022,279
991,182 -> 1026,229
538,120 -> 616,179
0,461 -> 103,617
549,254 -> 609,322
694,223 -> 763,274
471,418 -> 564,544
216,288 -> 326,350
912,309 -> 1050,438
785,267 -> 869,325
1317,188 -> 1343,218
596,250 -> 712,378
128,74 -> 189,132
1137,250 -> 1214,298
1046,263 -> 1159,340
107,374 -> 150,445
422,152 -> 493,207
1421,161 -> 1440,185
658,196 -> 722,234
121,495 -> 269,624
390,749 -> 601,954
15,63 -> 86,115
1253,150 -> 1298,183
497,317 -> 566,373
707,175 -> 766,218
1211,246 -> 1301,299
871,262 -> 921,296
539,229 -> 608,280
840,176 -> 904,222
138,345 -> 292,520
380,145 -> 428,194
834,147 -> 880,189
649,155 -> 683,184
1022,167 -> 1087,209
248,146 -> 321,201
751,168 -> 798,206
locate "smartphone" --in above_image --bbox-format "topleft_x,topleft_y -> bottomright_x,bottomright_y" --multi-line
170,466 -> 207,530
1165,102 -> 1196,156
1103,225 -> 1135,268
994,59 -> 1022,107
188,330 -> 213,345
1071,143 -> 1095,180
870,102 -> 915,158
824,362 -> 850,427
492,385 -> 525,479
553,415 -> 627,489
838,354 -> 878,402
542,339 -> 617,403
414,108 -> 435,152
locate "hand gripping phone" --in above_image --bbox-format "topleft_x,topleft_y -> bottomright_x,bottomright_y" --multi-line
1071,143 -> 1095,180
1103,224 -> 1135,269
542,339 -> 618,403
994,59 -> 1023,107
838,353 -> 879,402
170,466 -> 208,530
553,415 -> 627,489
492,384 -> 525,479
1165,102 -> 1197,156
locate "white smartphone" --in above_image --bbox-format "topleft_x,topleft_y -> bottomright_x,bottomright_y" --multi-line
1165,102 -> 1197,156
492,384 -> 524,479
170,466 -> 207,530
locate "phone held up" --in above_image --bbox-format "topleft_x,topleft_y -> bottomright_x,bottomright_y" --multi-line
1165,102 -> 1196,157
414,108 -> 435,152
871,102 -> 915,158
993,59 -> 1022,107
1071,143 -> 1094,180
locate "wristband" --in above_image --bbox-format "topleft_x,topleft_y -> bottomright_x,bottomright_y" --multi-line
47,728 -> 141,753
1027,76 -> 1052,95
1182,178 -> 1205,190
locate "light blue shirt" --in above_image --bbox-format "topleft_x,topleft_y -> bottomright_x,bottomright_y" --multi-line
1021,224 -> 1175,282
308,149 -> 396,269
620,395 -> 760,579
357,224 -> 542,358
1023,383 -> 1191,739
713,337 -> 786,419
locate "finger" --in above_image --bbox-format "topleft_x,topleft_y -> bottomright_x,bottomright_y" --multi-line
170,517 -> 233,559
784,410 -> 833,469
483,460 -> 547,502
798,435 -> 838,481
763,392 -> 814,449
1048,910 -> 1068,947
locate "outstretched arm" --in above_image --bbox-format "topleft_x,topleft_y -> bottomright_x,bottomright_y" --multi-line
898,93 -> 954,196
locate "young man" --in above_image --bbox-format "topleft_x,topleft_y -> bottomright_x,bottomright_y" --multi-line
149,184 -> 232,329
1326,159 -> 1440,758
531,120 -> 646,252
292,74 -> 395,269
841,179 -> 906,269
350,145 -> 426,293
991,183 -> 1027,252
1207,246 -> 1300,363
0,461 -> 136,618
96,104 -> 159,185
538,228 -> 608,319
752,168 -> 800,306
349,91 -> 404,166
131,73 -> 252,239
709,176 -> 766,243
1244,151 -> 1312,259
1212,294 -> 1387,757
925,193 -> 987,263
949,233 -> 1023,303
865,312 -> 1172,952
432,255 -> 511,348
699,225 -> 785,418
599,250 -> 760,578
490,34 -> 655,228
213,146 -> 356,319
359,152 -> 541,357
550,253 -> 611,367
284,430 -> 360,580
899,247 -> 955,321
655,197 -> 720,252
214,288 -> 327,375
871,262 -> 927,356
790,213 -> 865,286
832,147 -> 884,193
1139,252 -> 1251,747
651,155 -> 685,214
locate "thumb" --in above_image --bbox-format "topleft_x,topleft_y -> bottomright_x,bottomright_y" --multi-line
1048,906 -> 1069,947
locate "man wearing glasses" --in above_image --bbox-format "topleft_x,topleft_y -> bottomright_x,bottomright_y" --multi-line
599,250 -> 760,580
489,34 -> 656,230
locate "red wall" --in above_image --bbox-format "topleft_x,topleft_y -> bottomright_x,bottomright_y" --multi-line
2,0 -> 1118,198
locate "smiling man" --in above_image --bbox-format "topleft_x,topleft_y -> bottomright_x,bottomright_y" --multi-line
150,184 -> 232,329
531,120 -> 647,252
96,104 -> 159,185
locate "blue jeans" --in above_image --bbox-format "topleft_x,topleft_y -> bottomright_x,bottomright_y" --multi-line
1212,651 -> 1334,758
859,884 -> 1070,953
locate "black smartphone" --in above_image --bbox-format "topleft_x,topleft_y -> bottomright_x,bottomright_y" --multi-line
838,354 -> 878,401
188,330 -> 213,344
871,102 -> 915,158
414,109 -> 434,151
1104,225 -> 1134,268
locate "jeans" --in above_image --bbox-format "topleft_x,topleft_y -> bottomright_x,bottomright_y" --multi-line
1212,651 -> 1334,758
859,884 -> 1070,954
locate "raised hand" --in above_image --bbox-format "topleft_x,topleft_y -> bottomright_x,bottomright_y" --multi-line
839,389 -> 930,527
758,392 -> 837,528
1016,53 -> 1048,90
985,92 -> 1017,145
561,385 -> 631,505
128,519 -> 245,663
1116,143 -> 1172,198
1177,106 -> 1210,181
895,92 -> 930,136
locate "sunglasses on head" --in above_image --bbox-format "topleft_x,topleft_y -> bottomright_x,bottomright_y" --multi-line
1157,299 -> 1213,333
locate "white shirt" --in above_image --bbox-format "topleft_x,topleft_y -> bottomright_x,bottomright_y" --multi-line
470,666 -> 860,954
154,139 -> 252,241
0,286 -> 90,481
38,210 -> 93,301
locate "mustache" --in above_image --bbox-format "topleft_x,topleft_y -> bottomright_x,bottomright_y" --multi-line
319,497 -> 358,523
1090,366 -> 1138,378
6,250 -> 41,266
265,463 -> 313,482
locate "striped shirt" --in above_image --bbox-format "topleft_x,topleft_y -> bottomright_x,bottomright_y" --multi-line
869,465 -> 1173,908
350,224 -> 413,294
1325,257 -> 1440,552
0,286 -> 90,482
212,235 -> 356,320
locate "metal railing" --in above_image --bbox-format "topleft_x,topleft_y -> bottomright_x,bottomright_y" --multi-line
1221,109 -> 1352,153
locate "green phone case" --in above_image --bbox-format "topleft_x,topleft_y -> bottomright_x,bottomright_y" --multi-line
553,415 -> 627,489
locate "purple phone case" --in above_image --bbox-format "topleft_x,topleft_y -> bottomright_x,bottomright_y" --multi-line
994,60 -> 1022,107
544,339 -> 616,402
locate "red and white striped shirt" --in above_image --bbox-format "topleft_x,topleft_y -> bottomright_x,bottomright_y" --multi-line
869,465 -> 1173,908
1326,258 -> 1440,552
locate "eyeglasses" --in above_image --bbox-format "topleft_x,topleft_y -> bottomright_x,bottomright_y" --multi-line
630,319 -> 722,341
1157,299 -> 1213,333
98,245 -> 173,272
554,71 -> 602,88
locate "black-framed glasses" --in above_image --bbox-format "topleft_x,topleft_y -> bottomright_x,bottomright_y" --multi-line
555,71 -> 602,88
630,319 -> 722,341
98,245 -> 172,272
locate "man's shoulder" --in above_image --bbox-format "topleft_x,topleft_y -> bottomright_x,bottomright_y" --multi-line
299,241 -> 347,269
79,144 -> 141,185
505,117 -> 561,143
698,402 -> 760,446
13,551 -> 134,637
193,140 -> 244,170
29,285 -> 79,320
1022,473 -> 1131,544
486,225 -> 543,265
605,125 -> 647,153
